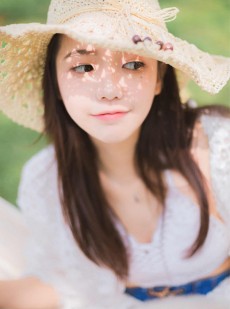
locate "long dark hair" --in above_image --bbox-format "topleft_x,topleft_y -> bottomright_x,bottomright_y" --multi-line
43,34 -> 229,280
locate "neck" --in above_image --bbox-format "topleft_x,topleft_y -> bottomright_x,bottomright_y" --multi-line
92,130 -> 140,183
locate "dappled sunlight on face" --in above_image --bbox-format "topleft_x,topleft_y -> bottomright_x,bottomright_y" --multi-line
55,35 -> 161,144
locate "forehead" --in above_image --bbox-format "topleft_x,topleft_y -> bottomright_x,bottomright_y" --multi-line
58,34 -> 142,59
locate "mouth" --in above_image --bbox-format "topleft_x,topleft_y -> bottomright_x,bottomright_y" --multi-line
91,110 -> 129,121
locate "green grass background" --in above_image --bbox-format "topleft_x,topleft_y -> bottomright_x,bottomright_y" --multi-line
0,0 -> 230,204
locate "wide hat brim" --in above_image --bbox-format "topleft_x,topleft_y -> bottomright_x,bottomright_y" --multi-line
0,11 -> 230,132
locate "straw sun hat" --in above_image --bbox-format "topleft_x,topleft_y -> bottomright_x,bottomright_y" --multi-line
0,0 -> 230,132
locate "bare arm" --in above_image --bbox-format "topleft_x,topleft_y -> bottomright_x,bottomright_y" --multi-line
0,277 -> 59,309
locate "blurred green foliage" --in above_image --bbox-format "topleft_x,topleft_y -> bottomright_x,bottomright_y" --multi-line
0,0 -> 49,24
163,0 -> 230,105
0,0 -> 229,204
0,114 -> 47,204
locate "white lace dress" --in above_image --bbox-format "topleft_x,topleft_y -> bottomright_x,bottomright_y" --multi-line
14,114 -> 230,309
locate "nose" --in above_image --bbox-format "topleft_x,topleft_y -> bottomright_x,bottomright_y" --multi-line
96,72 -> 123,101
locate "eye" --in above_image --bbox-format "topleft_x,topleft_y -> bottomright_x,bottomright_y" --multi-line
72,64 -> 94,73
123,61 -> 145,70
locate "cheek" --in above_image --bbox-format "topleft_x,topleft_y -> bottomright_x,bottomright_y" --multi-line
128,73 -> 157,105
57,73 -> 94,114
57,71 -> 82,99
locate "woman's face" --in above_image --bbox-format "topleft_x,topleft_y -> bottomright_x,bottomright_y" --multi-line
56,35 -> 161,144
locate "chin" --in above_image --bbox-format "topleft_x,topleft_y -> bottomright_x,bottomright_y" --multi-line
90,131 -> 137,145
94,136 -> 130,144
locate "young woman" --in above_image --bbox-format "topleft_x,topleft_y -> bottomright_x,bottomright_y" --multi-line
0,0 -> 229,308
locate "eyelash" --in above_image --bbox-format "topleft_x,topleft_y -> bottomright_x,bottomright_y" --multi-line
71,61 -> 145,73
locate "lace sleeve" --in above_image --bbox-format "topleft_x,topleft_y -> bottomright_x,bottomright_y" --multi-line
201,114 -> 230,223
17,147 -> 142,309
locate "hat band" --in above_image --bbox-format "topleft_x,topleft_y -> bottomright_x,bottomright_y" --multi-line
55,3 -> 179,29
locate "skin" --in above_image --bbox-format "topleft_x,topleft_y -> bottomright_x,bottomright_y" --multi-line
0,277 -> 58,308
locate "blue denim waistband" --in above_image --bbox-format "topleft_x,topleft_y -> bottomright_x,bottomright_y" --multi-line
125,268 -> 230,301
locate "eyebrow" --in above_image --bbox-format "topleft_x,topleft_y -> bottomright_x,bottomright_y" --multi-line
64,49 -> 96,59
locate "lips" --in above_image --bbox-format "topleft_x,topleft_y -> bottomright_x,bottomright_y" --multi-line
92,109 -> 128,115
91,110 -> 129,120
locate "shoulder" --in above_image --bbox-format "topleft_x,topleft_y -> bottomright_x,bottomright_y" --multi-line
191,111 -> 230,154
199,111 -> 230,141
198,112 -> 230,165
190,111 -> 230,185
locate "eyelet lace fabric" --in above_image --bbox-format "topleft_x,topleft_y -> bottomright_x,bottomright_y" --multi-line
17,114 -> 230,308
